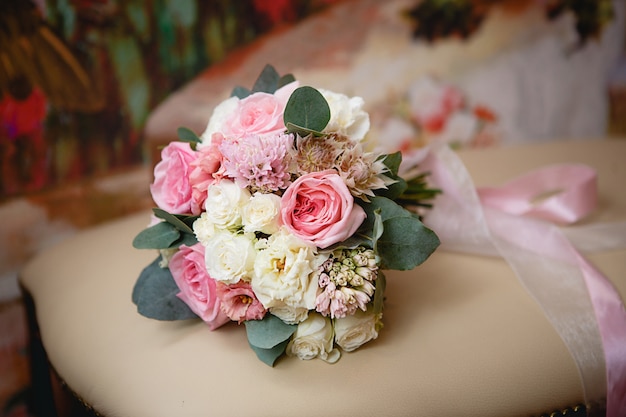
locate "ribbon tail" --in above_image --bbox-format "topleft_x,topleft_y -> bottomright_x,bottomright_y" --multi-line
420,144 -> 626,414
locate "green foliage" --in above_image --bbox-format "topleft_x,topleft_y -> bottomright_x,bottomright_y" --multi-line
132,257 -> 198,320
372,271 -> 387,316
132,208 -> 198,249
284,86 -> 330,137
231,64 -> 296,98
245,314 -> 297,366
177,127 -> 201,149
358,196 -> 440,270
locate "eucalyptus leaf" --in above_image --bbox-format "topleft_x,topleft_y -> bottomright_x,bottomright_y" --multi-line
277,73 -> 296,89
377,216 -> 440,270
231,86 -> 251,99
245,314 -> 297,349
381,152 -> 402,176
359,197 -> 439,270
372,271 -> 386,316
248,339 -> 290,367
375,153 -> 407,200
132,222 -> 180,249
176,232 -> 199,248
252,64 -> 280,93
285,122 -> 325,138
132,257 -> 198,321
153,208 -> 196,234
283,86 -> 330,134
176,127 -> 201,144
376,176 -> 407,201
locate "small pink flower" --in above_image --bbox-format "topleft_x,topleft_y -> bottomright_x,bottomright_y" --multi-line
218,133 -> 293,192
189,135 -> 223,214
280,170 -> 366,248
222,82 -> 298,138
169,244 -> 231,330
216,281 -> 267,323
150,141 -> 197,214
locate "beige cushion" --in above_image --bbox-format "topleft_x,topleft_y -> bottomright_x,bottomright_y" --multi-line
20,140 -> 626,417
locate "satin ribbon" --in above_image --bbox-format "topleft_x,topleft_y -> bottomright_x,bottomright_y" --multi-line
418,144 -> 626,417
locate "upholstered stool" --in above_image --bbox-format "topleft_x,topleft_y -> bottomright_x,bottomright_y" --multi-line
20,140 -> 626,417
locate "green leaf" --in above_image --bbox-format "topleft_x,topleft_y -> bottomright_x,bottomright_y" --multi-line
152,208 -> 196,234
248,339 -> 290,367
231,86 -> 251,99
132,257 -> 198,321
277,73 -> 296,89
372,271 -> 386,316
360,197 -> 440,270
376,176 -> 407,201
377,216 -> 439,269
284,122 -> 325,138
245,314 -> 297,349
381,152 -> 402,176
132,222 -> 181,249
176,232 -> 199,248
177,127 -> 201,144
252,64 -> 281,93
375,152 -> 407,200
283,86 -> 330,135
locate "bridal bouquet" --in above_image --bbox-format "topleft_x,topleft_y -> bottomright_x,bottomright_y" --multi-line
132,65 -> 440,366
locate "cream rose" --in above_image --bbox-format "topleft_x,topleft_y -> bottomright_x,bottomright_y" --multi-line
199,96 -> 239,145
242,192 -> 282,234
269,304 -> 310,325
203,231 -> 256,284
334,309 -> 381,352
286,313 -> 340,363
204,179 -> 251,230
251,229 -> 322,314
319,89 -> 370,141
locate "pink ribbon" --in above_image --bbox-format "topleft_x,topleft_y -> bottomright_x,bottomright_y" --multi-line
419,145 -> 626,416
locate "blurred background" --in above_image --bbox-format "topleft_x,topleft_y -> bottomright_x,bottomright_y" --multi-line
1,0 -> 624,415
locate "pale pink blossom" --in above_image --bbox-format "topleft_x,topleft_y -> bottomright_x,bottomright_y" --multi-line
219,133 -> 294,192
280,170 -> 366,248
222,81 -> 299,138
215,281 -> 266,323
169,244 -> 231,330
150,141 -> 197,214
189,135 -> 223,215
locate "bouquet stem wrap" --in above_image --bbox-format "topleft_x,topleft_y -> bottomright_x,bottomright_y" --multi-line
420,144 -> 626,417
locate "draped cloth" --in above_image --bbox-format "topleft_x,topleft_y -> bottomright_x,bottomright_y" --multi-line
418,144 -> 626,417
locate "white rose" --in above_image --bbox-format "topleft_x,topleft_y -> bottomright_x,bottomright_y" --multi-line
199,96 -> 239,146
251,229 -> 321,312
334,309 -> 381,352
319,89 -> 370,141
204,230 -> 256,284
242,192 -> 282,235
204,180 -> 251,230
192,212 -> 216,245
286,313 -> 340,363
269,304 -> 309,325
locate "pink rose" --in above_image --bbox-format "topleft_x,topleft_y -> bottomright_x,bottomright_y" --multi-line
150,141 -> 197,214
215,281 -> 267,323
281,170 -> 366,248
223,81 -> 298,137
169,244 -> 231,330
189,135 -> 224,214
